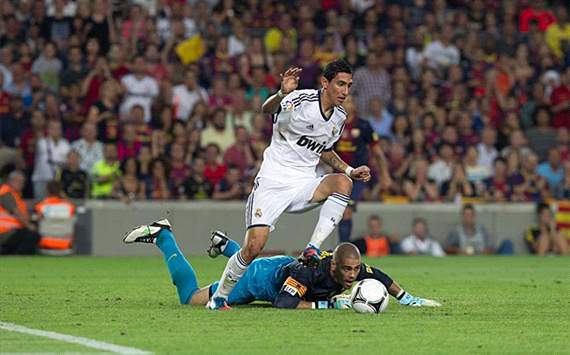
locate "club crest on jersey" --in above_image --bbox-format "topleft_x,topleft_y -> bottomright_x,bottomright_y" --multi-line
296,135 -> 326,153
332,126 -> 338,136
283,100 -> 294,112
255,208 -> 262,218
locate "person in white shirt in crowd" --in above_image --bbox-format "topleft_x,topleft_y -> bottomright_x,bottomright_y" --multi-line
70,121 -> 103,175
120,56 -> 159,123
172,70 -> 208,122
423,25 -> 460,74
32,120 -> 70,199
428,143 -> 455,187
401,218 -> 446,257
476,127 -> 498,173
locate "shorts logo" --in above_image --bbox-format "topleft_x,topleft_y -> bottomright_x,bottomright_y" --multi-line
332,126 -> 338,136
255,208 -> 262,218
306,124 -> 314,130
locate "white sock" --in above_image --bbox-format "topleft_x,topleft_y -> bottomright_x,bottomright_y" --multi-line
212,250 -> 249,299
308,192 -> 350,248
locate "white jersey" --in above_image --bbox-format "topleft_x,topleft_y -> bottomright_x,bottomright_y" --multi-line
257,89 -> 347,181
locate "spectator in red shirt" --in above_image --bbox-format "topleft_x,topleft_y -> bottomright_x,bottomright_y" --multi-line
550,67 -> 570,129
519,1 -> 556,33
0,72 -> 11,117
556,127 -> 569,162
117,123 -> 141,161
203,143 -> 227,187
223,126 -> 256,180
169,142 -> 191,198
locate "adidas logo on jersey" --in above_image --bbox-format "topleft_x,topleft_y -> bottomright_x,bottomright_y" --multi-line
296,135 -> 326,153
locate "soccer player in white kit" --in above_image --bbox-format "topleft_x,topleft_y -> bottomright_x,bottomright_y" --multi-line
208,59 -> 372,310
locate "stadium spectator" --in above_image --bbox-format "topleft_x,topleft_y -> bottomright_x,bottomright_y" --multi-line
352,215 -> 394,257
563,161 -> 570,199
483,157 -> 514,202
400,218 -> 445,257
549,66 -> 570,129
428,143 -> 455,188
119,56 -> 159,123
223,126 -> 255,180
32,119 -> 70,199
172,70 -> 208,122
403,158 -> 439,202
556,128 -> 569,162
182,157 -> 213,200
440,163 -> 477,202
60,150 -> 89,199
142,158 -> 170,200
423,25 -> 460,74
476,127 -> 499,173
70,121 -> 103,174
544,5 -> 570,60
351,50 -> 391,116
201,108 -> 235,152
524,202 -> 568,256
168,142 -> 191,198
0,171 -> 40,255
526,106 -> 557,162
114,157 -> 142,203
212,166 -> 246,201
445,204 -> 513,255
537,148 -> 565,198
365,96 -> 393,139
91,143 -> 120,199
31,41 -> 62,91
117,123 -> 142,161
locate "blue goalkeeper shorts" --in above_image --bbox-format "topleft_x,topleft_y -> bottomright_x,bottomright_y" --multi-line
210,255 -> 295,305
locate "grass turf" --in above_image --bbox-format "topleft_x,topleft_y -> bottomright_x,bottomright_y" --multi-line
0,256 -> 568,354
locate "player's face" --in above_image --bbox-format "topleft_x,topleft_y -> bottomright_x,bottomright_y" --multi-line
323,72 -> 352,106
332,257 -> 361,290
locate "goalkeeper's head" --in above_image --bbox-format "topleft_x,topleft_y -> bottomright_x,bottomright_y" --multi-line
331,243 -> 361,290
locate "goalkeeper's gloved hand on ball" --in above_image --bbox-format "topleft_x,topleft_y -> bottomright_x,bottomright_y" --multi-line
329,294 -> 352,309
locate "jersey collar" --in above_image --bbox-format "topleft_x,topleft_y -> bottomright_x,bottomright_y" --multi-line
318,89 -> 334,122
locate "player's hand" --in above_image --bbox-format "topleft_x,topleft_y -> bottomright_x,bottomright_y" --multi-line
280,67 -> 302,95
330,294 -> 352,309
350,166 -> 371,182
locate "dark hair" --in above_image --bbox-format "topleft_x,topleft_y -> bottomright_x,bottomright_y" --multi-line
368,214 -> 382,223
536,202 -> 551,215
493,156 -> 507,165
533,105 -> 551,125
412,217 -> 427,227
462,203 -> 475,213
46,180 -> 61,196
323,59 -> 352,82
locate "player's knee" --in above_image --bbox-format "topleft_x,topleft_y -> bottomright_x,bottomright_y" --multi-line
242,241 -> 263,263
334,174 -> 353,195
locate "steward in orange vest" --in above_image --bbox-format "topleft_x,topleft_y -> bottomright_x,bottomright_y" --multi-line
352,215 -> 392,257
0,171 -> 40,255
34,181 -> 76,252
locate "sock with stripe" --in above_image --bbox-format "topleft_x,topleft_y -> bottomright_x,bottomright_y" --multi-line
211,250 -> 249,299
308,192 -> 350,248
156,229 -> 198,304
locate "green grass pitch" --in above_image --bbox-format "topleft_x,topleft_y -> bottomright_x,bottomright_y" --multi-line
1,256 -> 568,354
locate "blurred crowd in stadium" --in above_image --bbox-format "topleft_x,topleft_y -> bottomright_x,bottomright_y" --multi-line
0,0 -> 568,205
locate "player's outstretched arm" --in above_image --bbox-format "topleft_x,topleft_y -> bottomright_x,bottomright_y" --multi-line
261,67 -> 302,114
321,151 -> 371,182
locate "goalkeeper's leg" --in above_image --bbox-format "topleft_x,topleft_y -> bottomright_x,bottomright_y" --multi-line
155,229 -> 200,305
207,226 -> 269,310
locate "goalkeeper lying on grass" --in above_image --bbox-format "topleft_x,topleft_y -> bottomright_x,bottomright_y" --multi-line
123,219 -> 441,309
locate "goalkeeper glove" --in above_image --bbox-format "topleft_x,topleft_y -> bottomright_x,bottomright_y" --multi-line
330,294 -> 352,309
398,292 -> 441,307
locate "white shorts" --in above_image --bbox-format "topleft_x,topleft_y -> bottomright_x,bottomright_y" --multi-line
245,175 -> 326,231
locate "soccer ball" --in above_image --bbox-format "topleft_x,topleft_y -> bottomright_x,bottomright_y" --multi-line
350,279 -> 389,314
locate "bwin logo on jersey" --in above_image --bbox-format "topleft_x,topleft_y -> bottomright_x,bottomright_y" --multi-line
296,136 -> 326,153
